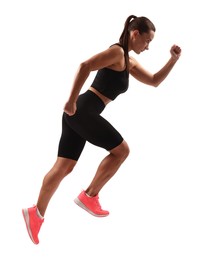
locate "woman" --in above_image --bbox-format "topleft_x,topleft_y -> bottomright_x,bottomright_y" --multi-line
22,14 -> 181,244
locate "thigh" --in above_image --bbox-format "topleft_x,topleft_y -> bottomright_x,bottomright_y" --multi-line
66,111 -> 123,151
88,114 -> 124,150
57,113 -> 86,161
63,91 -> 123,151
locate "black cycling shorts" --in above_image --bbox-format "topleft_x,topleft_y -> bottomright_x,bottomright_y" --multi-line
58,90 -> 123,160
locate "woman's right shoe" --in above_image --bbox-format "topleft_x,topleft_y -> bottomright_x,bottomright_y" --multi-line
22,205 -> 44,244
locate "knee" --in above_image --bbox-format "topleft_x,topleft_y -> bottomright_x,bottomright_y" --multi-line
121,141 -> 130,160
56,157 -> 77,176
43,159 -> 76,188
111,140 -> 130,161
56,161 -> 76,179
64,163 -> 75,175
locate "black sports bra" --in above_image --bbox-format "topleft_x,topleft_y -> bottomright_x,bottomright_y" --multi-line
91,44 -> 129,100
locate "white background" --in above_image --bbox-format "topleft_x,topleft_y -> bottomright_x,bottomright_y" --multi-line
1,0 -> 201,259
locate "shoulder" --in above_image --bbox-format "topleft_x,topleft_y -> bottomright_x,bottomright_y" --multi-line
104,45 -> 126,70
82,44 -> 125,71
129,56 -> 140,70
109,44 -> 125,55
129,56 -> 138,66
93,44 -> 124,61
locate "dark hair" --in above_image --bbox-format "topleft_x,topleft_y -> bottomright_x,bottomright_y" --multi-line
119,15 -> 156,71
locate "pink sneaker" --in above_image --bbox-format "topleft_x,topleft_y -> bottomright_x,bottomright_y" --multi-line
74,191 -> 109,217
22,205 -> 44,244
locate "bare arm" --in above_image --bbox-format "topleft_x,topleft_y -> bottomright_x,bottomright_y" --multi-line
129,44 -> 182,87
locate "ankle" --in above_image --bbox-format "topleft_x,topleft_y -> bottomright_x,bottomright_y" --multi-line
85,189 -> 97,197
36,206 -> 44,219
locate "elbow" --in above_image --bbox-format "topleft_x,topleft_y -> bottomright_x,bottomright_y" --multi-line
78,61 -> 91,74
152,75 -> 161,88
149,80 -> 160,88
152,82 -> 160,88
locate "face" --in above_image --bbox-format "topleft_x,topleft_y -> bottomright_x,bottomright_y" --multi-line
130,30 -> 155,54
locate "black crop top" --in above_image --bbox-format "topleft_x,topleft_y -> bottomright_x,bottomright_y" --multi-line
91,44 -> 129,100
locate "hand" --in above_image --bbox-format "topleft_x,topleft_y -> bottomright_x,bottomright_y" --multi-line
170,44 -> 181,61
64,100 -> 77,116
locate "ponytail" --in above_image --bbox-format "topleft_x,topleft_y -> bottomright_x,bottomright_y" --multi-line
119,15 -> 155,71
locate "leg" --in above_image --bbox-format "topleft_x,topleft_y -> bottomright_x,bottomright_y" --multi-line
37,157 -> 77,217
85,140 -> 130,196
74,140 -> 129,217
22,157 -> 77,244
22,112 -> 86,244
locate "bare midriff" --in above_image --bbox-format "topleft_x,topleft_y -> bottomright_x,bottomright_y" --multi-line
89,87 -> 112,106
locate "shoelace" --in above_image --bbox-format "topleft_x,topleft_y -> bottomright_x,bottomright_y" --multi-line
93,196 -> 102,210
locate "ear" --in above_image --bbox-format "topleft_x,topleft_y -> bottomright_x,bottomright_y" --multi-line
132,30 -> 140,39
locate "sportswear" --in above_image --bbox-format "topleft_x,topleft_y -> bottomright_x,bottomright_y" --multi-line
74,190 -> 109,217
58,90 -> 123,160
91,44 -> 129,100
22,205 -> 44,244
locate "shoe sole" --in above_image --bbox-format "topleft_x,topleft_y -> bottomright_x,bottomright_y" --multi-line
22,209 -> 38,244
74,198 -> 109,217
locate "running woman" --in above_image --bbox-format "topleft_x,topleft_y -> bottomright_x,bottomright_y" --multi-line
22,14 -> 181,244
